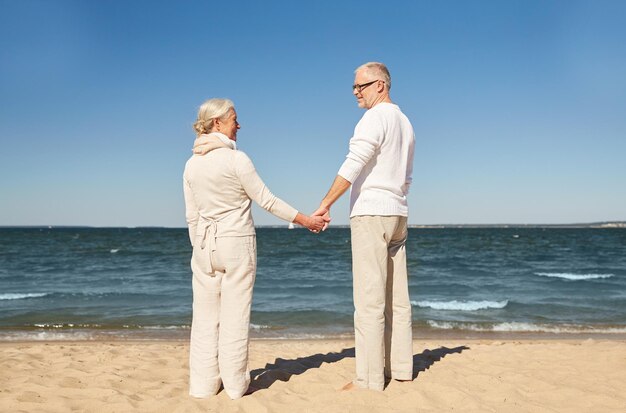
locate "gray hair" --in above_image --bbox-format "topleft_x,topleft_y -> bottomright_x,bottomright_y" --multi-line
193,98 -> 235,136
355,62 -> 391,90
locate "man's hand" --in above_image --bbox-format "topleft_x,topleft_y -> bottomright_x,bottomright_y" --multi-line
313,175 -> 351,232
312,206 -> 331,231
292,212 -> 330,233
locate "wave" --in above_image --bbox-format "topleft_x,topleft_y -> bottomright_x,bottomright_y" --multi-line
28,323 -> 192,330
427,320 -> 626,334
12,323 -> 266,332
1,291 -> 148,301
0,324 -> 353,341
0,331 -> 96,341
255,284 -> 319,289
0,293 -> 48,301
535,272 -> 614,281
413,300 -> 508,311
34,323 -> 102,329
0,326 -> 188,341
253,332 -> 355,340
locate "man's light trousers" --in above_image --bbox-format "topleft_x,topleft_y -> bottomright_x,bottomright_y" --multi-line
350,215 -> 413,390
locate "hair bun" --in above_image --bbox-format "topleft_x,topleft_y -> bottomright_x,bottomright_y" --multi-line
192,98 -> 235,136
193,119 -> 207,135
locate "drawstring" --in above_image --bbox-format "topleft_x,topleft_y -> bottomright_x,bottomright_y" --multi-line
196,209 -> 239,275
199,218 -> 218,275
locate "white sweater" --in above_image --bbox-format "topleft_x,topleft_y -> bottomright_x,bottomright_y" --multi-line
337,103 -> 415,217
183,133 -> 298,244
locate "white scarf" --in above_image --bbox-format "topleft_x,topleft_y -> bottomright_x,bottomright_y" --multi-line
212,132 -> 237,150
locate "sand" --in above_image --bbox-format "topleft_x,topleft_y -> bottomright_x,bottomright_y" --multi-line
1,338 -> 625,412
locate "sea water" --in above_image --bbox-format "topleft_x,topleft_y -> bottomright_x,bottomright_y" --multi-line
1,227 -> 625,340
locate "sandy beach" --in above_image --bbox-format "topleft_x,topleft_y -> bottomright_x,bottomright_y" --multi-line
1,337 -> 625,413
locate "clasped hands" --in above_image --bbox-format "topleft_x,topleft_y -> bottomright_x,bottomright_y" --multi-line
304,206 -> 331,233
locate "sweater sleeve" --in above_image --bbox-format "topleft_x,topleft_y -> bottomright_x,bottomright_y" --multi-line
234,152 -> 299,223
183,171 -> 200,245
337,111 -> 383,183
404,135 -> 415,194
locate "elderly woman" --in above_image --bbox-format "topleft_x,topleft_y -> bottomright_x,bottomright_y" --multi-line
183,98 -> 325,399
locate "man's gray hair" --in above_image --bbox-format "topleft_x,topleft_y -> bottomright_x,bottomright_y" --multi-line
355,62 -> 391,90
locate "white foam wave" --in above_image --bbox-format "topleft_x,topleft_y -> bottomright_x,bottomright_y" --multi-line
535,272 -> 614,281
110,249 -> 120,253
141,325 -> 190,330
28,323 -> 193,330
250,324 -> 271,331
0,293 -> 48,301
0,331 -> 95,341
34,323 -> 101,329
254,332 -> 354,340
413,300 -> 508,311
427,320 -> 626,334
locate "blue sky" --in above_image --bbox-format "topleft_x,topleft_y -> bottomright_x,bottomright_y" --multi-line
1,0 -> 625,226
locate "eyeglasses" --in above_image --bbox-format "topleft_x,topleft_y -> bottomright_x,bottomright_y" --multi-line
352,80 -> 381,93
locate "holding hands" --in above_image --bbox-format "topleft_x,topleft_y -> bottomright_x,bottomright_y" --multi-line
293,212 -> 330,233
293,175 -> 348,233
312,206 -> 331,232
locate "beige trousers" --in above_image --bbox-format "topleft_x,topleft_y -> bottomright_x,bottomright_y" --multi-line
189,235 -> 256,400
350,216 -> 413,390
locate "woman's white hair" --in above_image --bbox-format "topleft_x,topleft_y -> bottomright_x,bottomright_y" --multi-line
193,98 -> 235,136
355,62 -> 391,90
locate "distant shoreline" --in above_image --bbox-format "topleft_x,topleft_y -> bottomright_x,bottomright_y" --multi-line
1,222 -> 625,229
408,222 -> 626,229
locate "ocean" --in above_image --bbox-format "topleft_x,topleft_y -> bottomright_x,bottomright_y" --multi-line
1,227 -> 625,340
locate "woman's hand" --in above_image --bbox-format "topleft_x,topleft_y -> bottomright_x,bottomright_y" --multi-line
293,212 -> 330,233
312,205 -> 331,232
306,215 -> 327,233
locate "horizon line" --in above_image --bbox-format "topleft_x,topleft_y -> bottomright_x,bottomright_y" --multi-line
1,221 -> 625,229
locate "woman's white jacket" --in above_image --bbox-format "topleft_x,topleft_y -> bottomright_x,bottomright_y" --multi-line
183,133 -> 298,246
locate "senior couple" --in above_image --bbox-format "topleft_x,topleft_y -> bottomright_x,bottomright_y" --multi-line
183,62 -> 415,399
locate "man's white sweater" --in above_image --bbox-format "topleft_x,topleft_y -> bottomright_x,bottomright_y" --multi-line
337,103 -> 415,218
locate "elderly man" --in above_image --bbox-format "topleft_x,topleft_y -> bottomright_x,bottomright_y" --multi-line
315,62 -> 415,391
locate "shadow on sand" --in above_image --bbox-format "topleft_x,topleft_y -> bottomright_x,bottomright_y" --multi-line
249,345 -> 470,390
412,345 -> 470,379
250,347 -> 355,390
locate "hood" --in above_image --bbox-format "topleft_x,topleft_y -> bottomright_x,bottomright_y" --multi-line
192,133 -> 234,155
